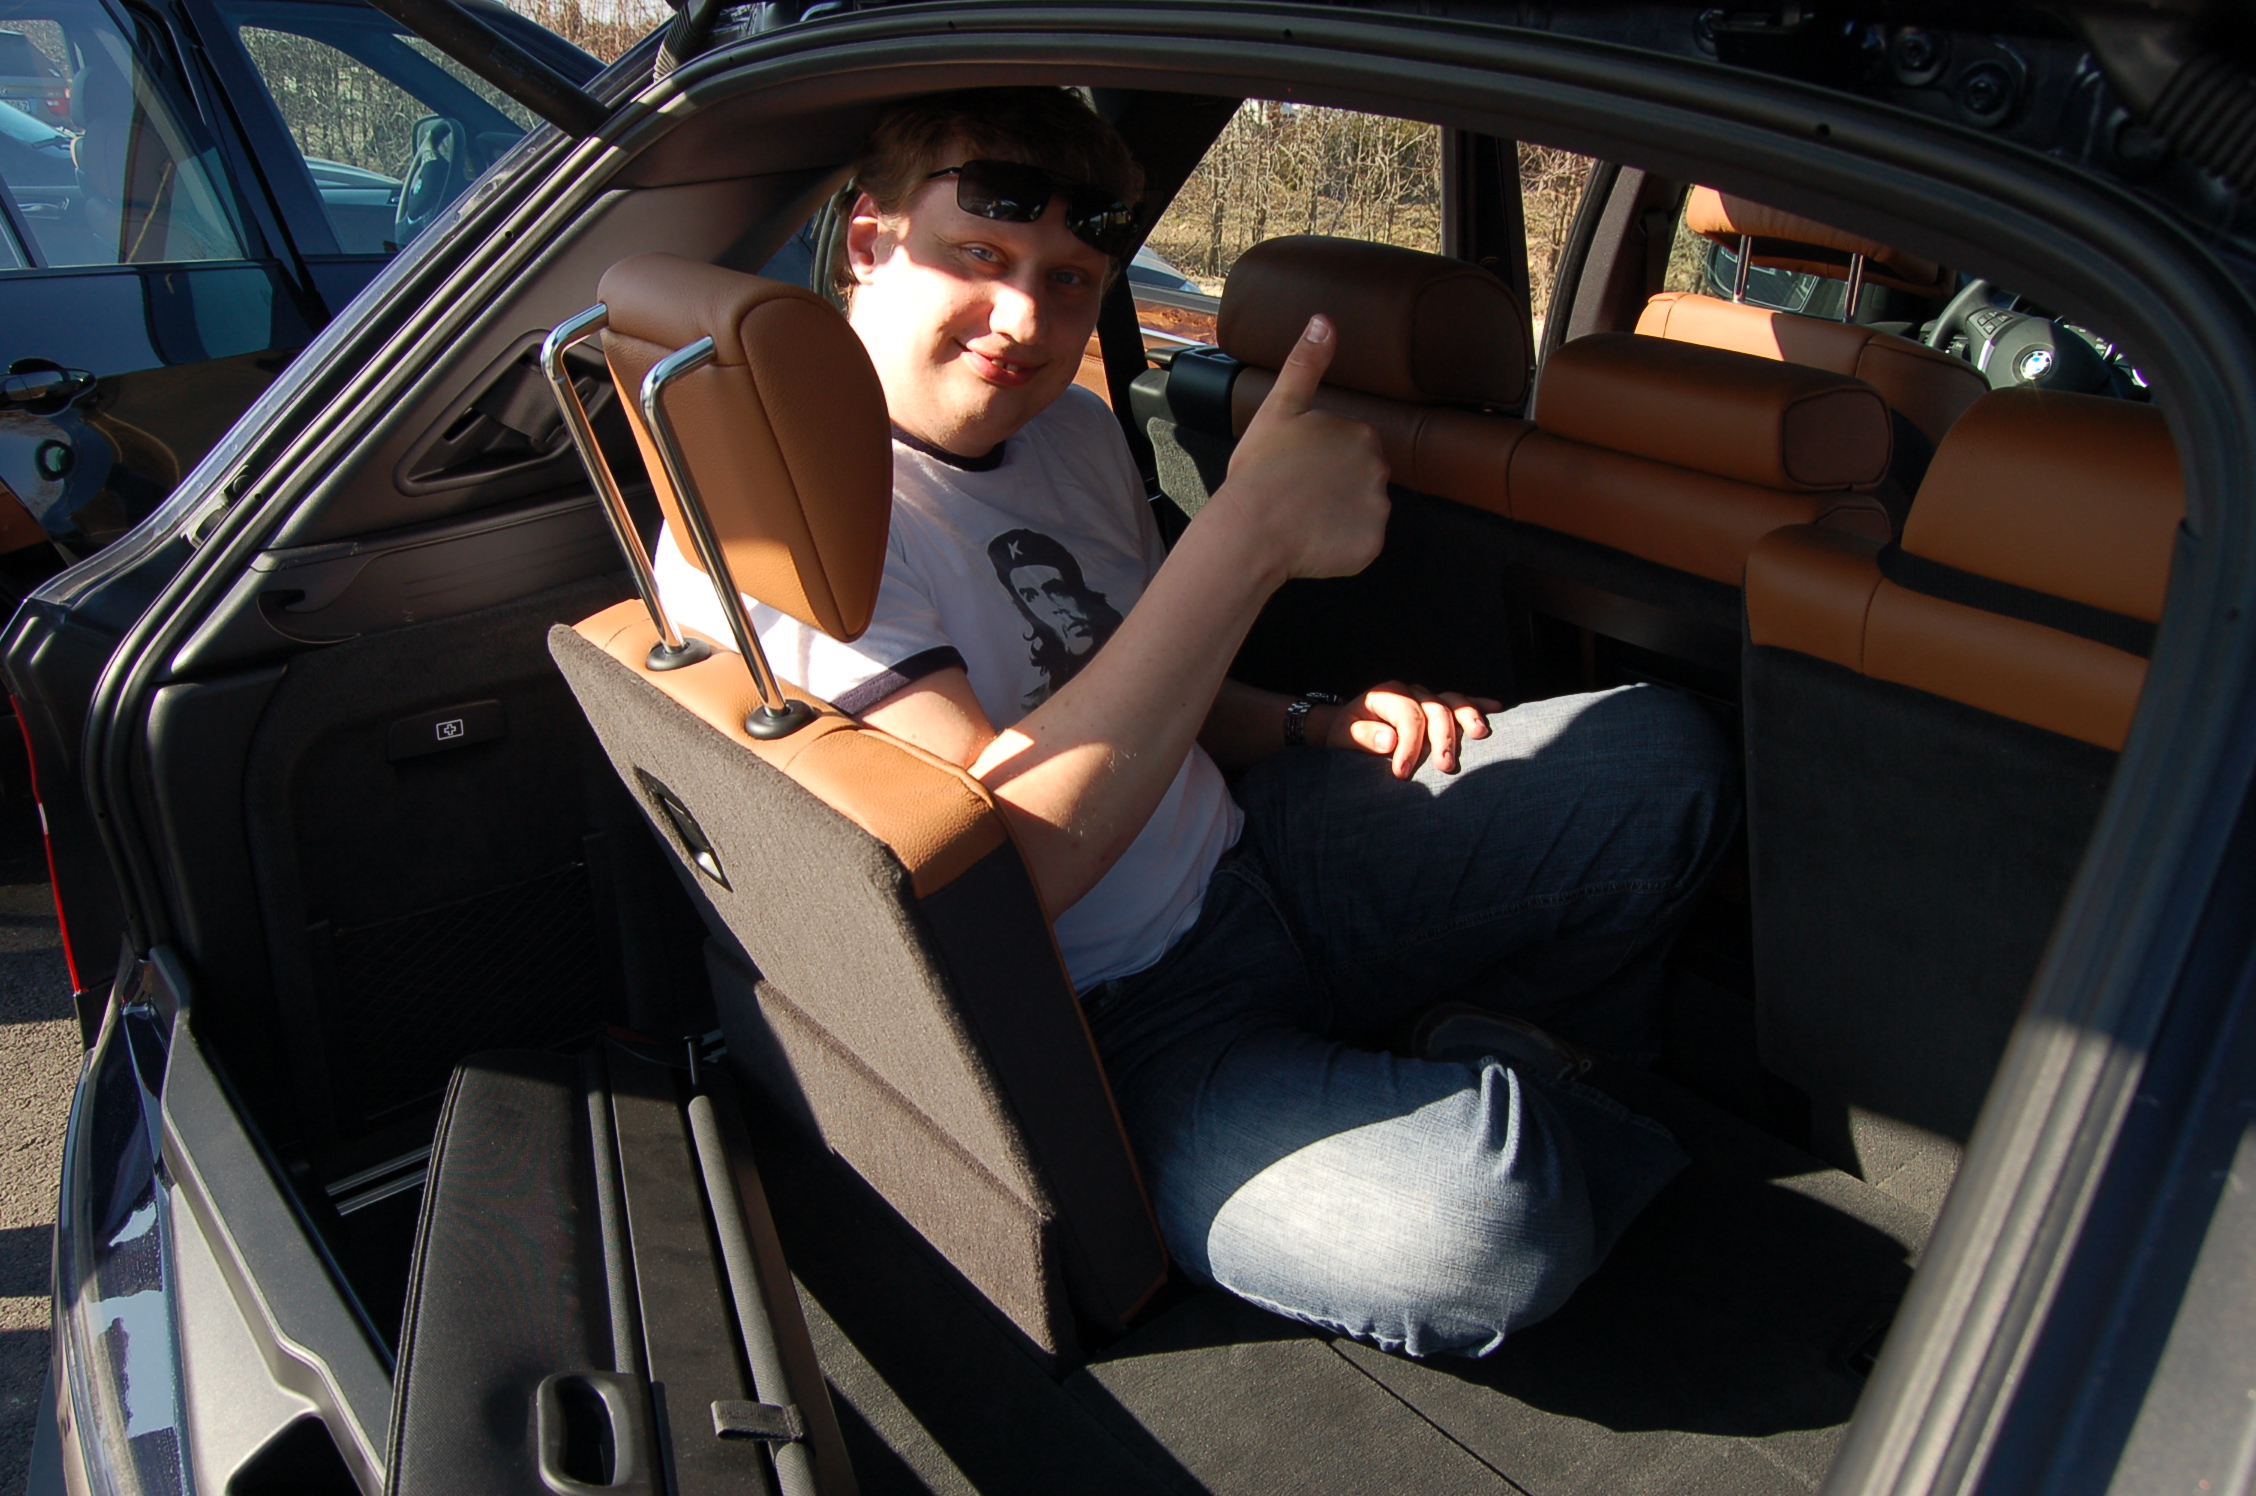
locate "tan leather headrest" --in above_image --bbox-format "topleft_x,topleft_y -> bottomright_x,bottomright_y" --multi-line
598,253 -> 892,641
1537,333 -> 1892,491
1217,236 -> 1530,409
1686,187 -> 1951,298
1903,389 -> 2183,623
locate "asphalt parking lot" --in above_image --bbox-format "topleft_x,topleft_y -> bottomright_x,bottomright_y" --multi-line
0,719 -> 81,1495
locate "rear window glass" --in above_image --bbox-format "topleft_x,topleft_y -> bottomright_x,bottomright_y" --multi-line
0,1 -> 249,270
1146,103 -> 1442,300
225,0 -> 543,255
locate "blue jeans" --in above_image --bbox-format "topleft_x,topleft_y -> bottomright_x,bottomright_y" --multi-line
1084,685 -> 1738,1358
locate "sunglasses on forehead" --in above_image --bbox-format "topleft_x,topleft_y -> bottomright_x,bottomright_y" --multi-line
925,159 -> 1142,259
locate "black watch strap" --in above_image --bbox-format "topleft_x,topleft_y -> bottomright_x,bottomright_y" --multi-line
1283,691 -> 1340,748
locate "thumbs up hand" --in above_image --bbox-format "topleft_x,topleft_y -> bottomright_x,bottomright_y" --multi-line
1214,315 -> 1391,581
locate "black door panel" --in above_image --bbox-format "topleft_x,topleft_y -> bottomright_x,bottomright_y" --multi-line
221,575 -> 707,1178
173,489 -> 624,673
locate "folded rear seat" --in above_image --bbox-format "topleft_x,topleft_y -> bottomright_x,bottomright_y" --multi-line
547,253 -> 1167,1366
1741,386 -> 2182,1208
1150,236 -> 1895,680
1509,331 -> 1895,591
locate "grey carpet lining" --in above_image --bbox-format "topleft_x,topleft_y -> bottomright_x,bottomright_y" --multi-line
740,1052 -> 1927,1495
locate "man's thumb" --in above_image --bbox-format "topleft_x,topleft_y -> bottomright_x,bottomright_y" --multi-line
1256,314 -> 1335,419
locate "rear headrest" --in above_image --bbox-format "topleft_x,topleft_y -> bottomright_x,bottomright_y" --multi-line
1685,187 -> 1951,298
598,253 -> 892,642
1217,236 -> 1530,409
1903,389 -> 2183,623
1538,333 -> 1892,491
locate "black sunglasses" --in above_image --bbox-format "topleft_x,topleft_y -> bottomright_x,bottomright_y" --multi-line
925,160 -> 1142,259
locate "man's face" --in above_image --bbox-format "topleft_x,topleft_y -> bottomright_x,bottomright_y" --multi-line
1009,563 -> 1095,654
845,163 -> 1113,456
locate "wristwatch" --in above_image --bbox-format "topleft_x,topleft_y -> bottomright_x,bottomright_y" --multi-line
1283,691 -> 1341,748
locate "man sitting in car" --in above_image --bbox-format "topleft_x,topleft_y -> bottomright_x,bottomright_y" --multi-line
656,86 -> 1735,1358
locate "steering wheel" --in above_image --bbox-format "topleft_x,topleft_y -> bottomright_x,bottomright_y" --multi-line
1923,276 -> 2114,394
1924,277 -> 1995,353
393,115 -> 471,246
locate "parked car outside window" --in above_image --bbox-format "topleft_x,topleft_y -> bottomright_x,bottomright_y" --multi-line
0,24 -> 70,124
0,0 -> 602,607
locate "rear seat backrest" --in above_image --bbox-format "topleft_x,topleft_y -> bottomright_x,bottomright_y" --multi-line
1639,187 -> 1986,448
1740,386 -> 2183,1192
1746,387 -> 2182,750
547,253 -> 1168,1362
1505,333 -> 1894,586
1206,241 -> 1894,585
1173,236 -> 1891,664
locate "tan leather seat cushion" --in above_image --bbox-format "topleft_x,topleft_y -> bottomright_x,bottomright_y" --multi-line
1684,186 -> 1951,298
1218,235 -> 1530,409
1636,292 -> 1987,445
1227,366 -> 1529,514
1511,435 -> 1888,586
1900,388 -> 2183,624
1537,332 -> 1892,492
599,253 -> 892,642
1745,527 -> 2147,752
1232,347 -> 1887,587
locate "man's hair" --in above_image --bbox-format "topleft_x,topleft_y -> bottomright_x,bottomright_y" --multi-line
835,87 -> 1145,294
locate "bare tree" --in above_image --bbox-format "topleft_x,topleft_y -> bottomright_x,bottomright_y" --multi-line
1517,142 -> 1595,318
1149,103 -> 1448,293
502,0 -> 668,61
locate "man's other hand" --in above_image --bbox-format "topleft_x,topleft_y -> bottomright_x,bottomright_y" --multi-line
1216,314 -> 1391,581
1328,682 -> 1503,779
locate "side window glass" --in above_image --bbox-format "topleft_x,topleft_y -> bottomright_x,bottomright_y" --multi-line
223,2 -> 537,255
0,3 -> 248,269
1518,143 -> 1595,343
1145,103 -> 1443,350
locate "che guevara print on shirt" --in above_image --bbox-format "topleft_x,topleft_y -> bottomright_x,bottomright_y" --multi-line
987,527 -> 1126,710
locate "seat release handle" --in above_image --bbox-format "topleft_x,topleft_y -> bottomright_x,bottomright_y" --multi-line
711,1399 -> 805,1443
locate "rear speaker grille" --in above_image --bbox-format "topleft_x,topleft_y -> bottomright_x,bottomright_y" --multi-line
323,863 -> 608,1125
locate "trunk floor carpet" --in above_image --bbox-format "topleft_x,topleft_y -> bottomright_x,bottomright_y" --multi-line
742,1061 -> 1929,1496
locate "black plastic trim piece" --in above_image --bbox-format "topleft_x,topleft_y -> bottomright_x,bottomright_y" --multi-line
1164,345 -> 1241,437
159,1003 -> 392,1490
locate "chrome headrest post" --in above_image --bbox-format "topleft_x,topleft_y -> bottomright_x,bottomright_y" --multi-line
1730,233 -> 1753,304
542,305 -> 711,672
1842,251 -> 1867,323
640,339 -> 816,740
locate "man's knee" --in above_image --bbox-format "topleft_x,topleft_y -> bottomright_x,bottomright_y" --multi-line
1387,1188 -> 1598,1355
1197,1069 -> 1603,1357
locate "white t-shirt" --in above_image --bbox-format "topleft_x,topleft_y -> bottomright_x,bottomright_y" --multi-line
654,385 -> 1242,990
